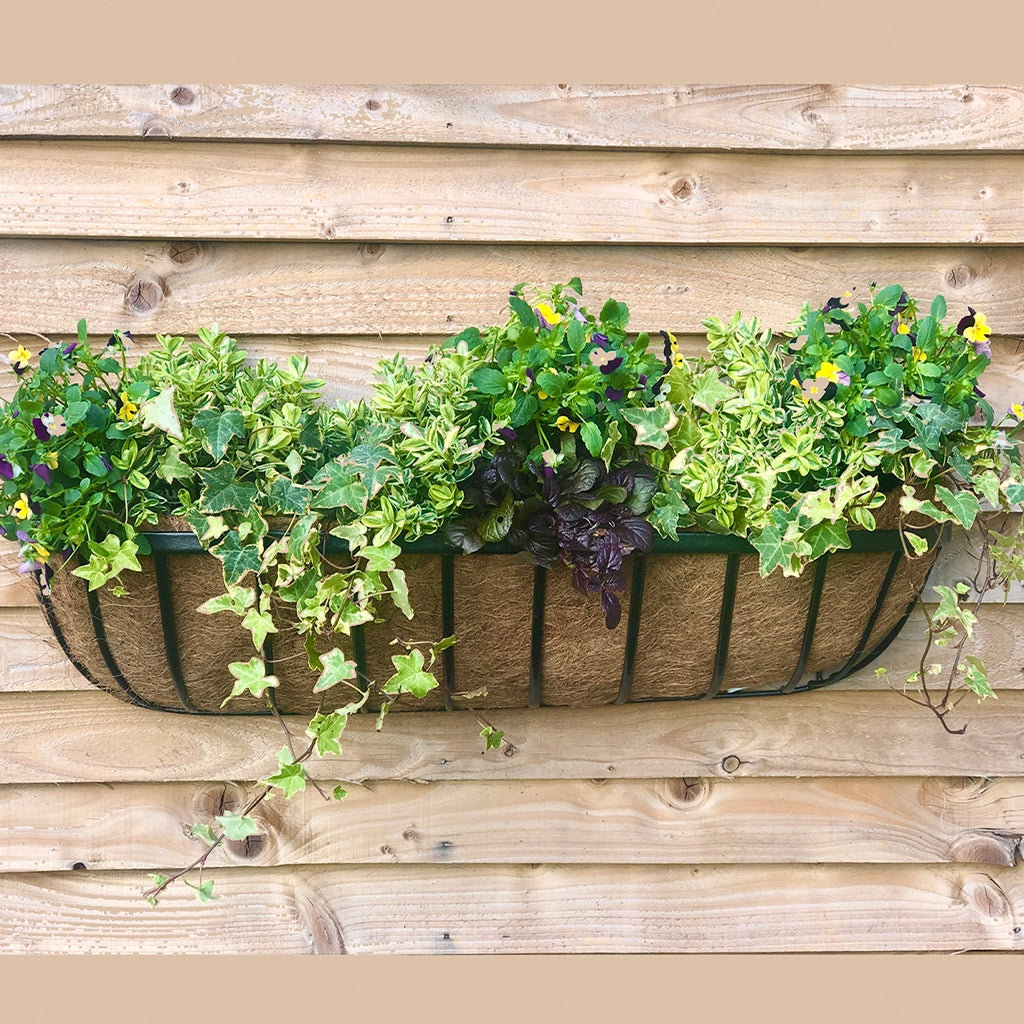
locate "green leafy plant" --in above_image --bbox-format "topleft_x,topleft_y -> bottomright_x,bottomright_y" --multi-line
4,280 -> 1023,905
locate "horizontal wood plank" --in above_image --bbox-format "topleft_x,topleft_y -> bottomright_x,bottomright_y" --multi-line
2,776 -> 1022,872
1,142 -> 1023,243
1,688 -> 1022,784
2,862 -> 1022,952
3,240 -> 1023,337
3,85 -> 1024,152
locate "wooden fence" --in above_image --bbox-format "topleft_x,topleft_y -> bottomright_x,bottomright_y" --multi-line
0,84 -> 1022,953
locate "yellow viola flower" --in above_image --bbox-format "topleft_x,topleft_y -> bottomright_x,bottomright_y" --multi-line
33,543 -> 50,562
12,493 -> 31,520
964,312 -> 990,344
537,391 -> 549,401
555,415 -> 580,433
7,344 -> 31,369
1011,403 -> 1024,420
911,346 -> 927,363
117,391 -> 139,422
536,302 -> 563,328
814,361 -> 851,386
42,452 -> 59,470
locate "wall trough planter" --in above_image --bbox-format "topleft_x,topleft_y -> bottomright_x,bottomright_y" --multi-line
36,518 -> 938,717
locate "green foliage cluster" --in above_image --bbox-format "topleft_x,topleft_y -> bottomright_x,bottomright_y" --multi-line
3,280 -> 1023,903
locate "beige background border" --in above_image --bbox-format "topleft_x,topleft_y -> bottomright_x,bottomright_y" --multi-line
1,0 -> 1022,1018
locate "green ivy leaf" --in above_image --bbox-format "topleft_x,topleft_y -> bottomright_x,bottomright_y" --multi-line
480,725 -> 504,751
621,404 -> 677,449
189,823 -> 218,845
198,464 -> 259,513
803,519 -> 851,560
222,657 -> 279,706
964,656 -> 996,699
193,408 -> 245,460
215,813 -> 261,841
267,477 -> 310,515
332,786 -> 348,801
211,529 -> 263,585
263,761 -> 307,798
190,879 -> 217,903
382,648 -> 438,699
314,648 -> 358,692
306,710 -> 348,756
242,606 -> 278,650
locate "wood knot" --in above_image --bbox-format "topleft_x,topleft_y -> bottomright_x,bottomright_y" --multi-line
945,264 -> 973,289
125,276 -> 165,315
720,755 -> 742,774
402,827 -> 421,842
167,241 -> 202,265
661,777 -> 710,808
801,108 -> 821,124
960,873 -> 1012,921
670,177 -> 697,201
141,119 -> 172,138
365,98 -> 381,111
359,242 -> 385,260
320,222 -> 337,240
226,833 -> 265,860
170,86 -> 196,107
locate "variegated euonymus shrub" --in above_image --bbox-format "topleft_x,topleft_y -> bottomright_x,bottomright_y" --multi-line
0,280 -> 1021,904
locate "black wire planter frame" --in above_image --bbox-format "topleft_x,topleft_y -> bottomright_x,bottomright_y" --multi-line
36,528 -> 937,716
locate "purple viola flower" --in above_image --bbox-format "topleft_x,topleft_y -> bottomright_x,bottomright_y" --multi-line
32,464 -> 51,485
822,296 -> 848,314
571,305 -> 587,323
101,456 -> 113,473
17,560 -> 42,576
497,426 -> 517,441
974,383 -> 986,398
591,332 -> 609,349
605,386 -> 625,402
638,375 -> 647,387
62,341 -> 78,356
525,368 -> 535,383
0,457 -> 14,480
31,418 -> 50,441
15,529 -> 32,543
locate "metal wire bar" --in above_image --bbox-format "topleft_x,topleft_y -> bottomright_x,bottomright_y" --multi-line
440,554 -> 456,711
528,566 -> 547,708
85,586 -> 169,711
704,553 -> 741,700
615,554 -> 648,704
779,554 -> 831,694
153,552 -> 200,713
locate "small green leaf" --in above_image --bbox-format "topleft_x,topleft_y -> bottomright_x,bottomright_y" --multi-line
509,295 -> 538,329
222,657 -> 279,706
332,786 -> 348,801
189,823 -> 218,845
193,408 -> 245,460
306,710 -> 348,756
314,648 -> 358,692
191,879 -> 217,903
905,532 -> 931,556
480,725 -> 504,751
964,656 -> 996,700
469,367 -> 508,395
215,813 -> 261,841
242,606 -> 278,650
198,586 -> 255,616
579,419 -> 602,457
382,648 -> 438,699
263,761 -> 307,798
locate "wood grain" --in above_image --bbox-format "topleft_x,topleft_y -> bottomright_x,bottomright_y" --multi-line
3,862 -> 1022,952
3,85 -> 1024,152
1,142 -> 1023,244
3,239 -> 1023,336
2,776 -> 1021,872
1,688 -> 1022,785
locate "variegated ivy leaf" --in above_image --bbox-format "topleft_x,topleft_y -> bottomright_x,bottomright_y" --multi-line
905,532 -> 931,556
963,656 -> 996,699
690,369 -> 737,413
305,710 -> 348,756
314,648 -> 358,692
362,541 -> 401,573
621,403 -> 678,449
974,470 -> 1001,509
197,586 -> 255,616
388,568 -> 413,618
198,464 -> 259,513
803,519 -> 851,561
222,657 -> 279,706
137,386 -> 183,440
263,760 -> 307,798
211,529 -> 263,585
242,606 -> 278,650
934,486 -> 980,529
193,408 -> 245,461
382,648 -> 438,699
